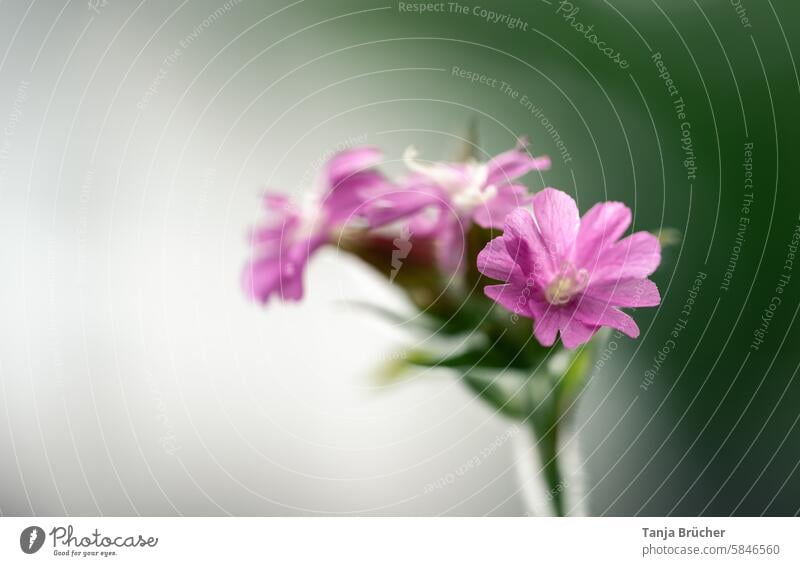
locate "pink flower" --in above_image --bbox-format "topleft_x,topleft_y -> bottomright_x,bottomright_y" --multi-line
363,140 -> 550,272
477,188 -> 661,348
242,147 -> 389,304
402,140 -> 550,228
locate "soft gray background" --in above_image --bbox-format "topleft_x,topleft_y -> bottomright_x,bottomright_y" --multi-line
1,0 -> 799,515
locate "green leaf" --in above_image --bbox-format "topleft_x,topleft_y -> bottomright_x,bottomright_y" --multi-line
461,371 -> 531,419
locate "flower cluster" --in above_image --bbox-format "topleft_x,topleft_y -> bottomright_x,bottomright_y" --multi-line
243,140 -> 660,349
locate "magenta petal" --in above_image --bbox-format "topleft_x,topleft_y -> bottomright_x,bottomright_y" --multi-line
323,172 -> 387,224
279,265 -> 305,300
573,296 -> 640,338
477,236 -> 523,282
435,213 -> 467,273
361,183 -> 443,228
584,278 -> 661,307
592,231 -> 661,283
247,259 -> 296,303
574,201 -> 631,268
484,282 -> 530,314
242,236 -> 326,304
326,147 -> 383,188
251,226 -> 290,246
529,299 -> 599,348
502,208 -> 554,284
242,257 -> 282,303
407,209 -> 441,237
486,146 -> 550,186
250,212 -> 301,246
243,254 -> 306,303
559,317 -> 598,348
322,147 -> 388,224
532,188 -> 580,261
533,309 -> 560,347
473,184 -> 533,230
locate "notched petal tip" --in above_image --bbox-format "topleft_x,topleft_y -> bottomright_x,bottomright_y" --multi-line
559,319 -> 598,349
532,311 -> 559,347
477,237 -> 518,282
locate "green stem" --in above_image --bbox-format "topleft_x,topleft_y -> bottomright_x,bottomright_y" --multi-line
532,420 -> 565,517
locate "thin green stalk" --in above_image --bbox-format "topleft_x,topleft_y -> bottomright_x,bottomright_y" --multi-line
532,420 -> 565,517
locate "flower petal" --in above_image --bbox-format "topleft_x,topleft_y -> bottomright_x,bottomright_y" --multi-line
477,236 -> 521,282
591,231 -> 661,283
360,182 -> 444,228
574,201 -> 631,269
242,237 -> 325,304
326,147 -> 383,189
486,144 -> 550,186
572,295 -> 640,338
403,146 -> 482,194
559,317 -> 598,348
584,278 -> 660,308
242,256 -> 282,303
532,188 -> 580,262
473,184 -> 533,229
322,148 -> 388,223
502,207 -> 554,285
484,281 -> 532,314
435,213 -> 467,273
532,308 -> 560,347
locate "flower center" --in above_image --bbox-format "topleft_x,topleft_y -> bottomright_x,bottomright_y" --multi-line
545,262 -> 588,305
451,181 -> 497,211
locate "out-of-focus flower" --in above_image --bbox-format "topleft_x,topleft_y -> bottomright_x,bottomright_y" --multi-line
405,139 -> 549,226
242,147 -> 389,304
362,140 -> 550,272
477,188 -> 661,348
